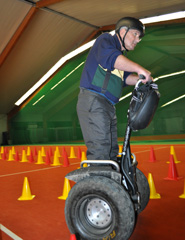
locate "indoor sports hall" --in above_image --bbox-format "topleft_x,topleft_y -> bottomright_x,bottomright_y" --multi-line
0,1 -> 185,240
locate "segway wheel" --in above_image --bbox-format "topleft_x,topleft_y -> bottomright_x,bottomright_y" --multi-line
136,168 -> 150,214
65,176 -> 135,240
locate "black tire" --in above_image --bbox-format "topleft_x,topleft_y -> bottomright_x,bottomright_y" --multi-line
65,176 -> 135,240
136,168 -> 150,214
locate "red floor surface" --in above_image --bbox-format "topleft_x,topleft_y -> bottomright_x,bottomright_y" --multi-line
0,144 -> 185,240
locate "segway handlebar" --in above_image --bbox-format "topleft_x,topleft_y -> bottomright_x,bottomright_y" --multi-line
135,74 -> 154,90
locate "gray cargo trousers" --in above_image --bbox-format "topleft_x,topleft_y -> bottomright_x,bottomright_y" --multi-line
77,88 -> 119,160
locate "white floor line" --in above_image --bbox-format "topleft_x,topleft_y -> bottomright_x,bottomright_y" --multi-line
133,146 -> 168,154
0,166 -> 60,178
0,224 -> 23,240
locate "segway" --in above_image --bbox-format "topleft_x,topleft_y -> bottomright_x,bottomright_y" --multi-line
64,77 -> 160,240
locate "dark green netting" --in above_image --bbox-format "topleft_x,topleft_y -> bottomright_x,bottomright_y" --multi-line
9,22 -> 185,144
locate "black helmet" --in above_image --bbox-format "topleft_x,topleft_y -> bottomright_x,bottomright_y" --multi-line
115,17 -> 145,38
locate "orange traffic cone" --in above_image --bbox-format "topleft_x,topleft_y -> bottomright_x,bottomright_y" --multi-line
179,180 -> 185,199
18,177 -> 35,201
69,147 -> 77,159
63,151 -> 70,167
45,151 -> 51,165
33,147 -> 38,156
149,146 -> 156,162
77,147 -> 82,160
2,151 -> 7,160
28,151 -> 34,163
70,234 -> 77,240
164,155 -> 183,181
58,178 -> 71,200
61,146 -> 66,157
148,173 -> 161,199
49,147 -> 53,157
15,150 -> 20,162
4,147 -> 8,155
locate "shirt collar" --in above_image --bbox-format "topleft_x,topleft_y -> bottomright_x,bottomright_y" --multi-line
113,34 -> 122,51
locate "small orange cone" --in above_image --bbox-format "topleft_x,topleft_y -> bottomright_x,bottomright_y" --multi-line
77,147 -> 81,160
61,146 -> 66,157
164,155 -> 183,181
179,180 -> 185,199
18,177 -> 35,201
58,178 -> 71,200
45,151 -> 51,165
70,234 -> 77,240
149,146 -> 156,162
51,151 -> 62,166
49,147 -> 53,157
148,173 -> 161,199
15,150 -> 20,162
4,147 -> 8,155
2,151 -> 7,160
28,151 -> 34,163
7,150 -> 14,161
33,147 -> 38,156
63,151 -> 70,167
35,150 -> 45,164
20,150 -> 28,162
69,147 -> 76,158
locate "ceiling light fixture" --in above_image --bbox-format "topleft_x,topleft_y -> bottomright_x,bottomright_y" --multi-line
15,11 -> 185,106
140,11 -> 185,24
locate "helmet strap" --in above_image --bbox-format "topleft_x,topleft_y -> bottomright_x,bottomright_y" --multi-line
118,28 -> 129,52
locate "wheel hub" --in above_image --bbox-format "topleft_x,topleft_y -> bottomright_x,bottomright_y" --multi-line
86,198 -> 112,228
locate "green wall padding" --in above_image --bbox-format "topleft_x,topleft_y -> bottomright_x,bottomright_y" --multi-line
9,22 -> 185,144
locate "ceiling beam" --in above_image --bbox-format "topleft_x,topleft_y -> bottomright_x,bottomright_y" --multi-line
36,0 -> 65,8
0,6 -> 37,67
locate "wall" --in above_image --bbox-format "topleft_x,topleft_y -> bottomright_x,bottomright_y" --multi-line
0,114 -> 8,145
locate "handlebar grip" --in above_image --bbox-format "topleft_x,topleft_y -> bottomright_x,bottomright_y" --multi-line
138,74 -> 146,80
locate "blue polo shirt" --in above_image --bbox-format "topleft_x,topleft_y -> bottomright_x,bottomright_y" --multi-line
80,33 -> 132,104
